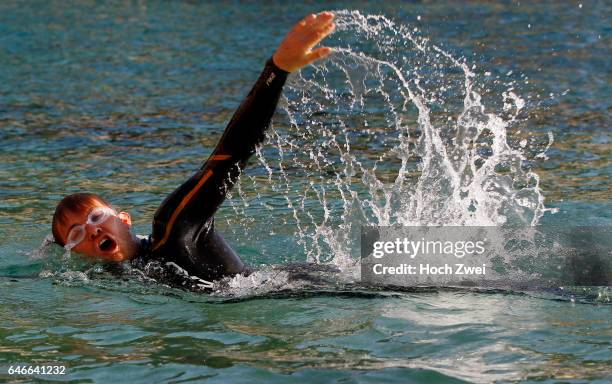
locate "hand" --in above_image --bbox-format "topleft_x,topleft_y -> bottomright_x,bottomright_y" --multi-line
273,12 -> 335,73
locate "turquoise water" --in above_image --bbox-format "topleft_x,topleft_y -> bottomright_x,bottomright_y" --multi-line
1,1 -> 610,383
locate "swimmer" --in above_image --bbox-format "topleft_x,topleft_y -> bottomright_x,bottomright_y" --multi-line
50,12 -> 336,290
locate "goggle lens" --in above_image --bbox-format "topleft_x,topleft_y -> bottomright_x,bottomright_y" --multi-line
88,209 -> 111,225
66,227 -> 85,246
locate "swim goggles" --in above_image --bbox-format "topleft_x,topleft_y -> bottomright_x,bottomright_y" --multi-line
64,207 -> 116,250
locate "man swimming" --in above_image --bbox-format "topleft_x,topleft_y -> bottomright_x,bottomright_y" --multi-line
50,12 -> 336,290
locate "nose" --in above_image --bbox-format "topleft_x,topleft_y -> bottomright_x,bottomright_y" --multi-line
87,224 -> 102,240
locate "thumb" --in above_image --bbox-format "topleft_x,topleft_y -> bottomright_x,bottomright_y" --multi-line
306,47 -> 333,64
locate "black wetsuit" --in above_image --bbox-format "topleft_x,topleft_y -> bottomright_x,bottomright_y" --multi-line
130,58 -> 288,289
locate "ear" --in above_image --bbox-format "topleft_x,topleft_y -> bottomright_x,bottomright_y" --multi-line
118,211 -> 132,227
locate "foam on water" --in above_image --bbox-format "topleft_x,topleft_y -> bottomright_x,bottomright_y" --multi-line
227,10 -> 555,269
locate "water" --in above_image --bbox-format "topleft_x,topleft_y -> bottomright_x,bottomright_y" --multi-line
237,10 -> 555,267
1,1 -> 610,382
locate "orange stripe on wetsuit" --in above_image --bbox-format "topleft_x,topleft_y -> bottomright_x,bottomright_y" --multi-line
152,154 -> 229,251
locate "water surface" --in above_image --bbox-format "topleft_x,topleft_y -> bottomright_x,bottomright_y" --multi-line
0,1 -> 610,382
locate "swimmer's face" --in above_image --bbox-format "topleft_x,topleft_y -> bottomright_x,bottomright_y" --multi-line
57,203 -> 138,262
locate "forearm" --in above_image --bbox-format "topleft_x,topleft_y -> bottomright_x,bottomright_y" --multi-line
192,58 -> 288,212
208,58 -> 288,164
176,59 -> 288,220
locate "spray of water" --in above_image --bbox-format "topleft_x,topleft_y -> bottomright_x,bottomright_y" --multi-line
226,10 -> 554,268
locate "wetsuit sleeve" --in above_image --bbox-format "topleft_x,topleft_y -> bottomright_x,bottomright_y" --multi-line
151,58 -> 288,251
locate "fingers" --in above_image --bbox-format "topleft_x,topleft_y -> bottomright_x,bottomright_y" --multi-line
296,11 -> 334,32
305,46 -> 333,64
275,12 -> 335,72
308,21 -> 335,48
310,12 -> 334,30
309,12 -> 334,32
298,12 -> 334,49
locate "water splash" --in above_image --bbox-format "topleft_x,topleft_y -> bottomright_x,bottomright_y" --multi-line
27,233 -> 56,260
226,10 -> 554,267
28,233 -> 76,262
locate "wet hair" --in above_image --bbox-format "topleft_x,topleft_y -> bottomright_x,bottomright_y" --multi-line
52,193 -> 111,247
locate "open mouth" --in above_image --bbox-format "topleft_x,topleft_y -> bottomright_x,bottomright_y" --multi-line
98,236 -> 117,253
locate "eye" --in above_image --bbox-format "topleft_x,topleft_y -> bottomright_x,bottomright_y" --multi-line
67,227 -> 85,244
90,212 -> 103,222
89,208 -> 110,224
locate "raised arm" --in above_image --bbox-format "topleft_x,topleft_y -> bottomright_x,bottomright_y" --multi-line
151,12 -> 335,251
